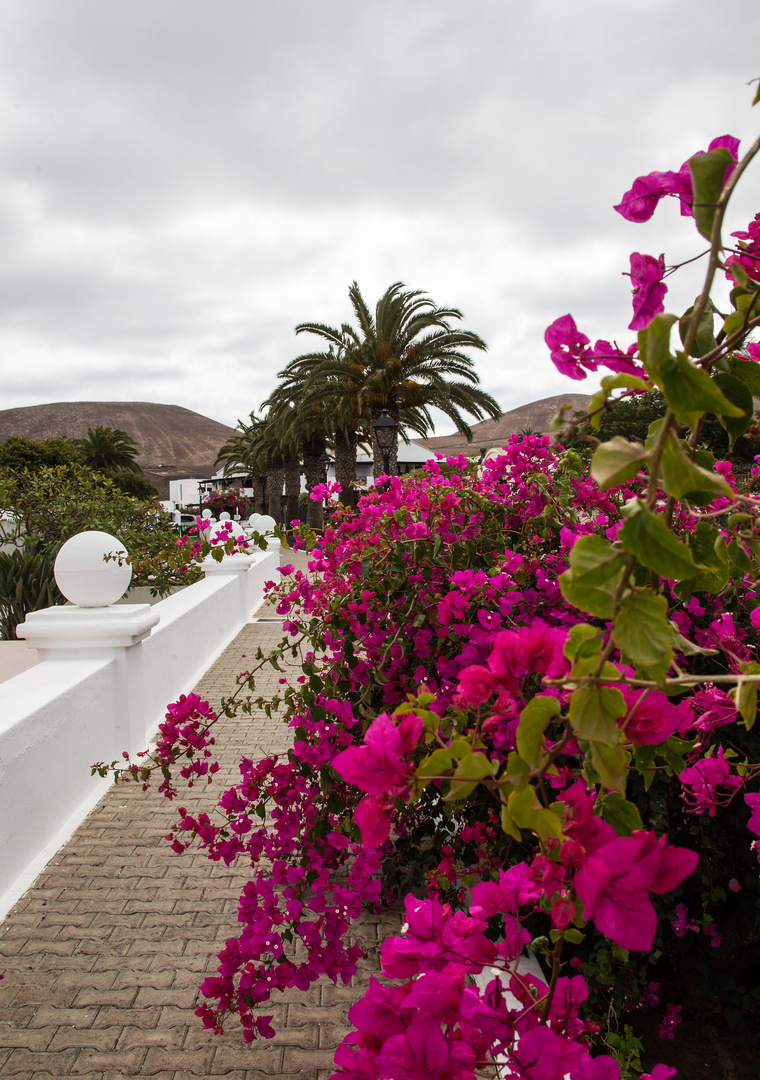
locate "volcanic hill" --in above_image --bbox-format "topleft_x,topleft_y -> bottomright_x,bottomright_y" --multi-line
414,393 -> 592,455
0,402 -> 237,497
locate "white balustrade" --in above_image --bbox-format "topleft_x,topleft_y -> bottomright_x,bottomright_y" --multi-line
0,528 -> 279,918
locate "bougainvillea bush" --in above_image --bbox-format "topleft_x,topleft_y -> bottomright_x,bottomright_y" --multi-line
102,100 -> 760,1079
201,486 -> 252,519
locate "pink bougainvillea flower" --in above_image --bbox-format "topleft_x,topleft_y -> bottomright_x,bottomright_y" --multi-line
590,339 -> 643,377
509,1024 -> 586,1080
671,903 -> 698,937
573,831 -> 699,951
346,975 -> 410,1040
545,314 -> 597,380
375,1017 -> 449,1080
641,1067 -> 678,1080
332,712 -> 421,797
626,252 -> 667,331
560,781 -> 616,856
614,135 -> 740,222
618,687 -> 680,746
726,212 -> 760,285
455,622 -> 568,708
469,861 -> 538,918
745,792 -> 760,835
613,166 -> 693,223
679,746 -> 742,816
570,1055 -> 621,1080
333,712 -> 422,847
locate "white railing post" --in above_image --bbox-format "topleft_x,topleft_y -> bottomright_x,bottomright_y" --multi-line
16,531 -> 159,755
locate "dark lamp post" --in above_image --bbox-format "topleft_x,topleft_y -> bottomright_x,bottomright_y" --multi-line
372,409 -> 398,478
319,450 -> 332,484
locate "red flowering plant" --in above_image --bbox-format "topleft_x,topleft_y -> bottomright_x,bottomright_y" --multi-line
97,96 -> 760,1078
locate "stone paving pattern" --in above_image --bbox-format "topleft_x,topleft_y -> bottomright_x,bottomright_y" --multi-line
0,550 -> 399,1078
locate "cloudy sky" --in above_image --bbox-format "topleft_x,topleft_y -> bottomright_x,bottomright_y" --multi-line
0,1 -> 758,431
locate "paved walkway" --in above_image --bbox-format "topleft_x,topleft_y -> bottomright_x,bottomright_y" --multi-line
0,552 -> 397,1079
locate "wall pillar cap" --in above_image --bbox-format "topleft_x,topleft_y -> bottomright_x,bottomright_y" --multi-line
17,604 -> 160,658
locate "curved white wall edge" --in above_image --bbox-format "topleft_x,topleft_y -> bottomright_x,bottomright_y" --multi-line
0,772 -> 112,921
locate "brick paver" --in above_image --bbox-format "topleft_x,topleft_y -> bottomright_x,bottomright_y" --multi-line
0,551 -> 398,1078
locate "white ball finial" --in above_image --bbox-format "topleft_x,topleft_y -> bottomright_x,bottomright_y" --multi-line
202,509 -> 213,518
54,531 -> 133,607
219,511 -> 231,520
256,515 -> 277,534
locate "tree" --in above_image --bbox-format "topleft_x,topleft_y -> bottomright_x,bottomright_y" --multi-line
109,470 -> 158,500
567,388 -> 760,464
0,464 -> 192,635
75,426 -> 142,474
0,435 -> 79,472
295,281 -> 502,477
215,412 -> 298,525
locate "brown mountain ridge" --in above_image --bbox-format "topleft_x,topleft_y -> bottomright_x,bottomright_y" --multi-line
0,401 -> 237,497
0,394 -> 593,498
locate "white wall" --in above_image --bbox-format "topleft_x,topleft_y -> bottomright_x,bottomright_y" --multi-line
0,546 -> 279,918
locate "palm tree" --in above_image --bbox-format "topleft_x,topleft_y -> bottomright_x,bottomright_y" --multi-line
275,349 -> 363,507
76,426 -> 142,474
216,410 -> 303,527
262,380 -> 327,528
295,282 -> 501,477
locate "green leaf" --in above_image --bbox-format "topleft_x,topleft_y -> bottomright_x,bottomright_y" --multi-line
722,287 -> 760,340
590,741 -> 628,792
713,372 -> 753,450
675,528 -> 728,602
500,794 -> 521,841
598,791 -> 643,836
733,662 -> 760,730
590,437 -> 649,491
564,624 -> 604,664
416,747 -> 454,780
507,751 -> 530,792
613,589 -> 672,673
517,696 -> 559,769
559,535 -> 627,618
639,313 -> 677,385
679,299 -> 718,358
508,787 -> 563,840
447,751 -> 494,800
600,373 -> 652,393
659,432 -> 733,502
729,357 -> 760,396
728,537 -> 752,575
619,500 -> 702,580
661,352 -> 743,429
689,146 -> 733,240
569,685 -> 626,744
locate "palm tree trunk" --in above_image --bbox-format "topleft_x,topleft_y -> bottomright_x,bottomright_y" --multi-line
333,428 -> 358,507
302,433 -> 326,530
284,457 -> 301,526
371,404 -> 399,480
253,475 -> 265,515
267,457 -> 285,521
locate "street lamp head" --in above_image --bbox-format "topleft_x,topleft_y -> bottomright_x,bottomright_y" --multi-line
373,409 -> 398,452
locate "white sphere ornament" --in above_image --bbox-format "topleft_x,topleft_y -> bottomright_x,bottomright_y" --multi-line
202,509 -> 213,519
219,511 -> 231,520
256,515 -> 277,535
248,513 -> 261,528
54,531 -> 132,607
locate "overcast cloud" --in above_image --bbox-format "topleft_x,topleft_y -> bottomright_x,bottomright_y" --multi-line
0,0 -> 758,429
